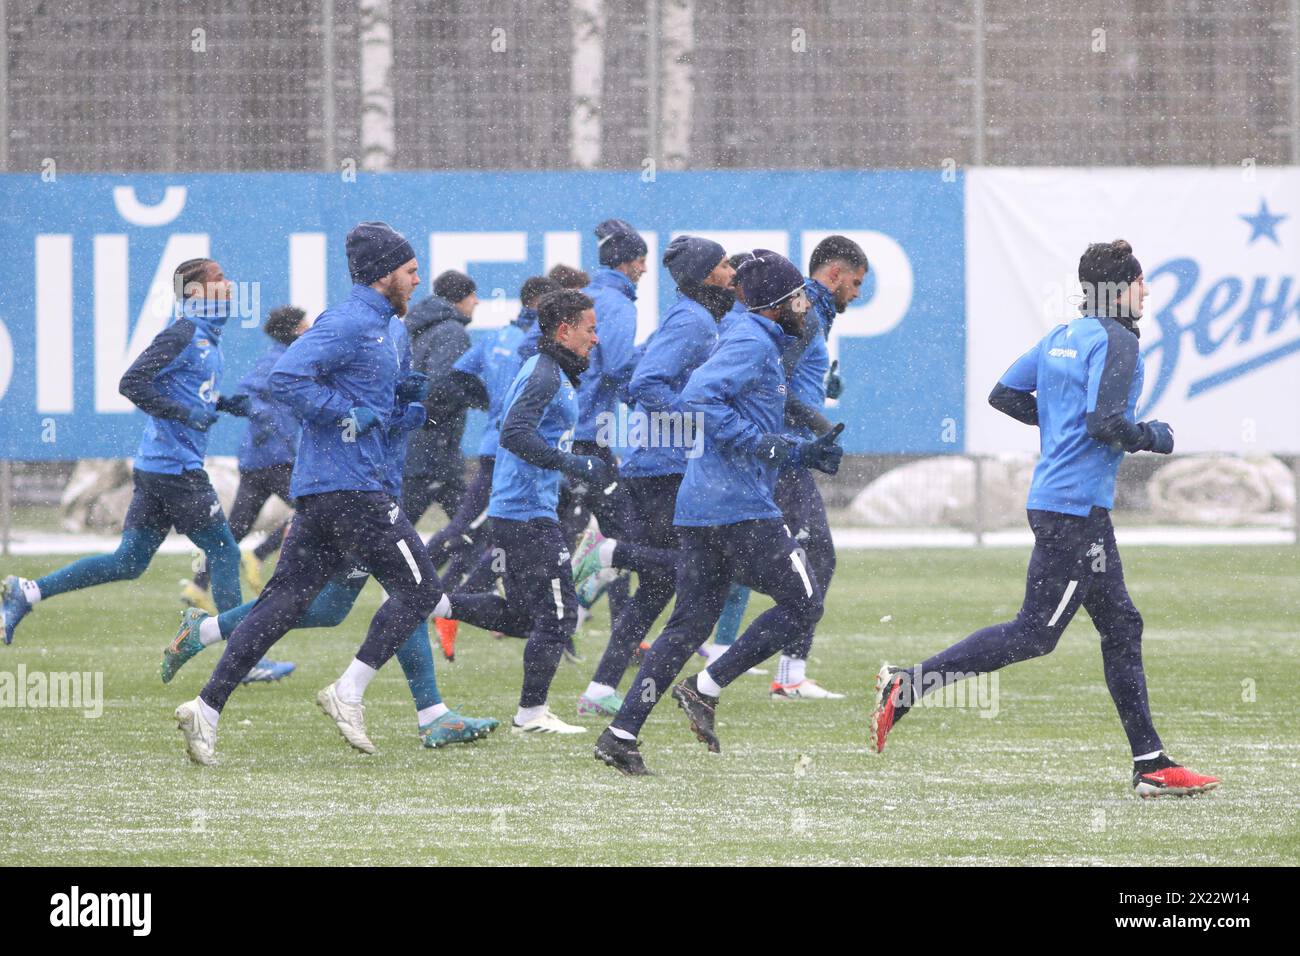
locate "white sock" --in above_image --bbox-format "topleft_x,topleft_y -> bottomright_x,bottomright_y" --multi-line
1134,749 -> 1162,762
198,698 -> 220,728
198,615 -> 223,647
584,681 -> 615,699
515,704 -> 545,725
597,538 -> 618,568
417,702 -> 450,726
696,668 -> 723,697
778,655 -> 806,686
776,654 -> 791,685
336,659 -> 377,703
20,579 -> 41,603
433,593 -> 451,618
704,643 -> 728,664
609,725 -> 635,741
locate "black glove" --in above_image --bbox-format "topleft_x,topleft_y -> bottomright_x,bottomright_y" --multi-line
755,433 -> 796,467
824,360 -> 843,400
396,371 -> 431,405
1140,420 -> 1175,455
185,407 -> 220,432
792,422 -> 846,475
561,454 -> 612,487
216,393 -> 251,417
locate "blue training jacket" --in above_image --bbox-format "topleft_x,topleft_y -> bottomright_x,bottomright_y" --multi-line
453,307 -> 537,458
488,343 -> 582,522
271,284 -> 406,499
382,315 -> 426,498
996,314 -> 1148,516
674,310 -> 797,527
621,292 -> 721,479
784,278 -> 834,441
575,268 -> 639,441
119,297 -> 230,475
236,341 -> 300,471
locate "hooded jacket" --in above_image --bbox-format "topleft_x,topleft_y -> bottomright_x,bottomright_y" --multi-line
620,291 -> 722,479
235,340 -> 300,472
405,294 -> 472,479
270,284 -> 403,498
673,310 -> 797,527
453,307 -> 538,458
575,268 -> 639,442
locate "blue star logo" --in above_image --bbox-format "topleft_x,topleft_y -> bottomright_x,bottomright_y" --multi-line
1239,199 -> 1287,245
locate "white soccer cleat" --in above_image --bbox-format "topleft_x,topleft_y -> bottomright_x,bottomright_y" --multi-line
316,681 -> 377,754
770,679 -> 846,700
511,708 -> 588,735
175,697 -> 218,765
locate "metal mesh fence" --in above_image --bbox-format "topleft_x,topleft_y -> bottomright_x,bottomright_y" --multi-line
3,0 -> 1296,172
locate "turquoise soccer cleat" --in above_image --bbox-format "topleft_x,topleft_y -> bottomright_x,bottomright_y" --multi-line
419,710 -> 500,748
577,691 -> 624,717
240,658 -> 296,684
161,607 -> 209,683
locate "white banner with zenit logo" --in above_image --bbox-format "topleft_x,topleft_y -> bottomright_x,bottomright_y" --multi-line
965,167 -> 1300,454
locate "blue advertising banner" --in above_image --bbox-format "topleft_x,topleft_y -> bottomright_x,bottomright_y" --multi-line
0,171 -> 965,459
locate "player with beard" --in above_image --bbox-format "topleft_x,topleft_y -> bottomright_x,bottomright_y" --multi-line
174,222 -> 460,763
594,251 -> 846,776
573,236 -> 736,718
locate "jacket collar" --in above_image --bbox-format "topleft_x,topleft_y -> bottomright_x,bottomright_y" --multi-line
591,267 -> 637,302
806,278 -> 837,334
178,297 -> 232,337
539,337 -> 589,387
744,309 -> 798,351
351,283 -> 398,324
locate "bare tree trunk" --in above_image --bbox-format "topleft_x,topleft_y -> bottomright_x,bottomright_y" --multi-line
659,0 -> 694,170
359,0 -> 395,171
570,0 -> 605,168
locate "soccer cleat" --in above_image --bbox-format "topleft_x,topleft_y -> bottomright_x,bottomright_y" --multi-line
870,662 -> 908,754
174,697 -> 218,765
1,575 -> 33,645
179,578 -> 217,616
570,526 -> 606,589
434,617 -> 459,661
316,682 -> 377,754
576,566 -> 623,610
1133,764 -> 1220,799
577,690 -> 624,717
240,658 -> 296,684
593,728 -> 652,776
240,549 -> 265,594
672,674 -> 720,753
633,640 -> 651,663
419,710 -> 499,748
770,679 -> 846,701
161,607 -> 208,684
511,708 -> 587,735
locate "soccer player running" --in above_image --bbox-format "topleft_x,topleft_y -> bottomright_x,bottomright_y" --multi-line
423,275 -> 560,659
575,236 -> 736,718
459,288 -> 610,735
869,239 -> 1219,799
594,251 -> 846,776
173,222 -> 458,764
162,271 -> 497,749
767,235 -> 867,699
3,258 -> 247,645
181,305 -> 308,622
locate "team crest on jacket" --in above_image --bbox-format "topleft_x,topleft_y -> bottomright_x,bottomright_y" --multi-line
388,504 -> 400,524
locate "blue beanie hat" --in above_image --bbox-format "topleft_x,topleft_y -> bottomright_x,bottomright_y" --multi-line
737,249 -> 805,310
595,218 -> 648,267
663,235 -> 726,286
347,221 -> 416,286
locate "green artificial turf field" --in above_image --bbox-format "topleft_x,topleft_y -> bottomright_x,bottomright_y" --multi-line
2,545 -> 1297,865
